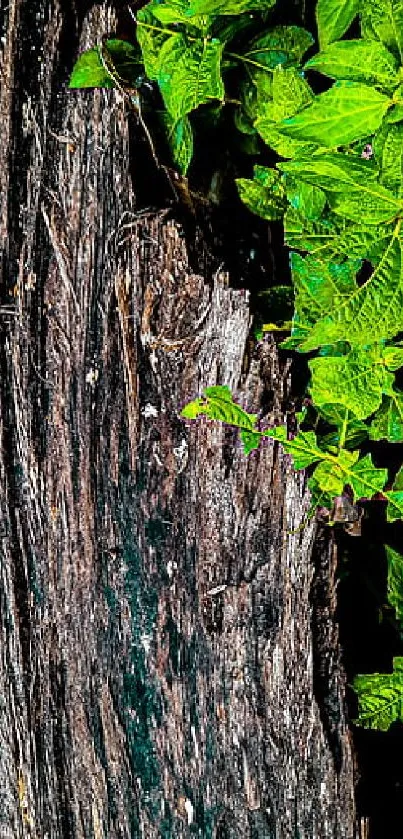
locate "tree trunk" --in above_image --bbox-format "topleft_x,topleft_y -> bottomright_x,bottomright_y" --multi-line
0,2 -> 358,837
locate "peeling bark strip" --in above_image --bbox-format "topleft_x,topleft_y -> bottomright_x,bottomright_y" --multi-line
0,2 -> 357,837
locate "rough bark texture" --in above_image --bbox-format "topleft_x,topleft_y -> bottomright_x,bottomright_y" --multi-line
0,2 -> 358,837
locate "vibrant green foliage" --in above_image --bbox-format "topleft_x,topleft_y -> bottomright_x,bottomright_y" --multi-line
315,0 -> 360,49
236,166 -> 287,220
304,39 -> 399,91
360,0 -> 403,63
69,0 -> 403,732
276,82 -> 391,148
353,656 -> 403,731
156,35 -> 225,120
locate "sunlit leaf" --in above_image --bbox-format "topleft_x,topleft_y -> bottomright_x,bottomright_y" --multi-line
244,25 -> 314,69
316,0 -> 360,48
379,123 -> 403,197
282,251 -> 359,349
353,657 -> 403,730
277,82 -> 391,147
309,343 -> 395,420
360,0 -> 403,64
137,7 -> 170,80
314,449 -> 359,496
157,35 -> 224,119
236,166 -> 287,220
369,391 -> 403,441
299,234 -> 403,351
304,39 -> 399,93
187,0 -> 276,15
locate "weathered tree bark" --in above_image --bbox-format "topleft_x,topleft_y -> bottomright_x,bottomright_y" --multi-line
0,2 -> 358,837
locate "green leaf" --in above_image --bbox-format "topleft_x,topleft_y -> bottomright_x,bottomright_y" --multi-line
360,0 -> 403,64
282,205 -> 397,268
151,0 -> 205,26
234,107 -> 256,135
307,475 -> 334,515
157,35 -> 224,119
363,224 -> 398,265
180,384 -> 258,429
162,113 -> 194,174
212,14 -> 258,45
345,453 -> 388,501
379,123 -> 403,197
280,151 -> 402,230
252,70 -> 273,105
299,234 -> 403,351
278,150 -> 380,191
386,545 -> 403,628
239,78 -> 260,124
186,0 -> 275,15
385,103 -> 403,123
69,40 -> 141,88
262,426 -> 327,469
150,0 -> 190,24
327,187 -> 402,225
309,344 -> 394,420
309,444 -> 387,502
386,491 -> 403,521
314,449 -> 359,496
316,0 -> 360,49
353,657 -> 403,730
256,126 -> 318,159
304,39 -> 399,93
244,25 -> 315,69
182,387 -> 335,465
236,166 -> 287,221
386,466 -> 403,520
256,65 -> 314,122
393,465 -> 403,490
369,390 -> 403,441
255,66 -> 317,158
282,206 -> 343,257
284,251 -> 359,349
317,342 -> 351,357
383,345 -> 403,369
277,82 -> 391,148
240,429 -> 261,454
136,7 -> 170,80
285,179 -> 327,221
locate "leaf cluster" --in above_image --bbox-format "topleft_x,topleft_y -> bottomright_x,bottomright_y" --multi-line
69,0 -> 315,174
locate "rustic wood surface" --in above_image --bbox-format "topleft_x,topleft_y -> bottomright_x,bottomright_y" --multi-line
0,2 -> 357,837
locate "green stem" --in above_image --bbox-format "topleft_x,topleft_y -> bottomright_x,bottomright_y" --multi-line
137,18 -> 194,39
226,50 -> 274,73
